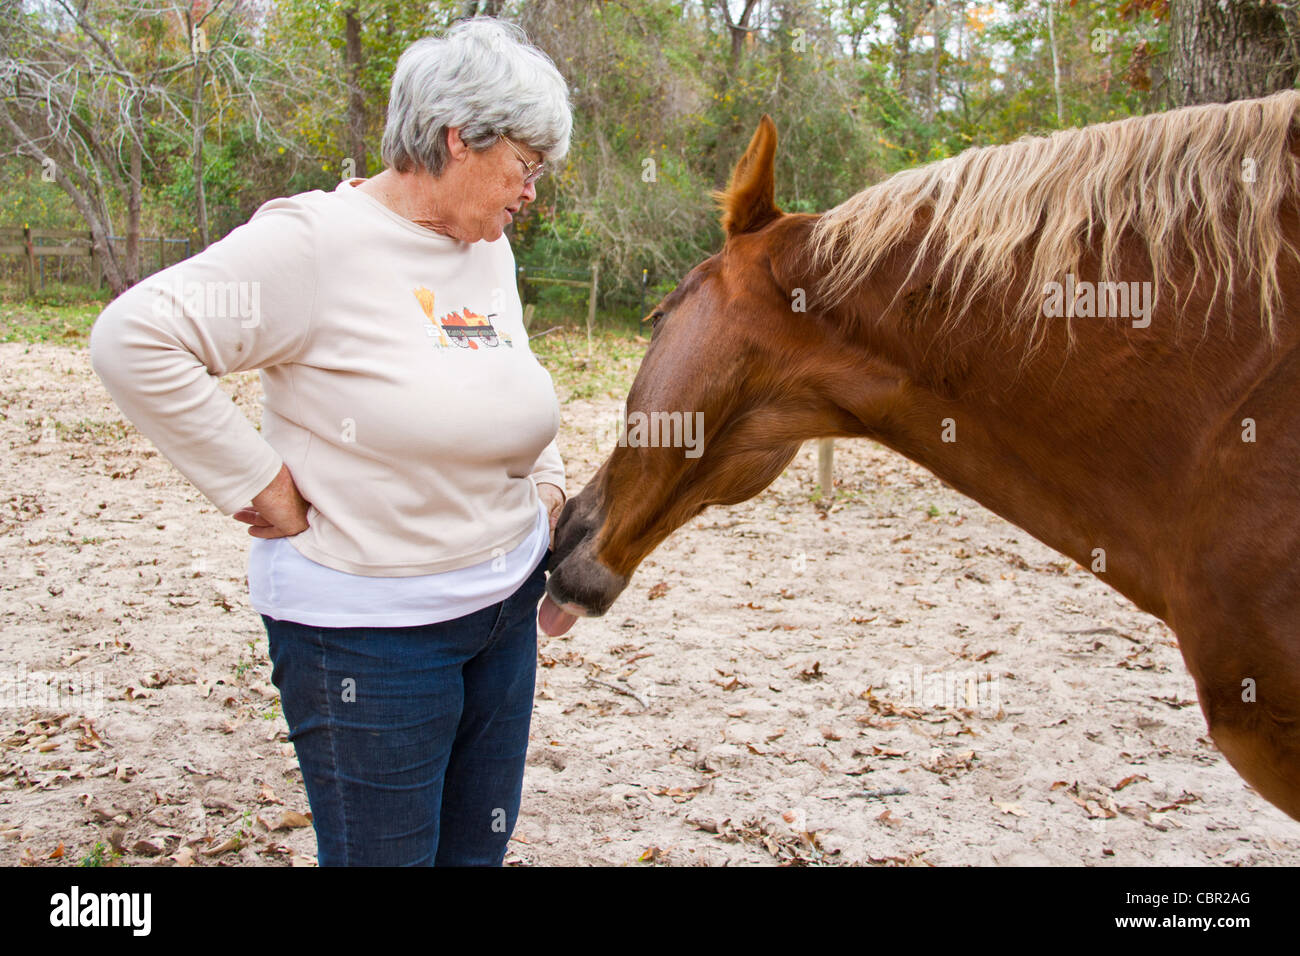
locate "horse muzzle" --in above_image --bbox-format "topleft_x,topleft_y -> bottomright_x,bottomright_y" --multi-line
540,494 -> 630,631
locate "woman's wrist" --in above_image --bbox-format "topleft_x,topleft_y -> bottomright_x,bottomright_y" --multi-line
536,481 -> 565,506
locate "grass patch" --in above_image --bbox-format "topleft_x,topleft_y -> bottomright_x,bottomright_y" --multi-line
52,418 -> 132,443
79,841 -> 122,867
528,325 -> 647,404
0,287 -> 653,410
0,283 -> 109,345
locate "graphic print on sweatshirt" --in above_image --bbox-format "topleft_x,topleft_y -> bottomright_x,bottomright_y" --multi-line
413,285 -> 514,350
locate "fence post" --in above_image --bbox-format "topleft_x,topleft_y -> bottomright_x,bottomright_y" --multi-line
22,224 -> 35,297
817,438 -> 834,504
586,259 -> 599,357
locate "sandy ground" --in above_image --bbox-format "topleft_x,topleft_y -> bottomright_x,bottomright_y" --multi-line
1,337 -> 1297,867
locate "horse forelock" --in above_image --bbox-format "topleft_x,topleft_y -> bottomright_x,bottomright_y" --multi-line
807,90 -> 1300,345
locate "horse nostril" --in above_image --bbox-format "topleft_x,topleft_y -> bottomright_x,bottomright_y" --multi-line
553,506 -> 597,559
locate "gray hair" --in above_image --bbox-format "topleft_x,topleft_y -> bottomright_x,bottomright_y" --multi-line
380,17 -> 572,177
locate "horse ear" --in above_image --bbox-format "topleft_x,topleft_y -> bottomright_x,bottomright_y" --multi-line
714,114 -> 782,238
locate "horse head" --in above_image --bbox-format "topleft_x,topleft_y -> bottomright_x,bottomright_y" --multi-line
540,116 -> 866,633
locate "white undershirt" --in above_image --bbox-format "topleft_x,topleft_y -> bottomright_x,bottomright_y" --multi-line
247,499 -> 549,628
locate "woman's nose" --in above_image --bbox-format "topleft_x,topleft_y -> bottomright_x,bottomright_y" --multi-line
521,179 -> 537,203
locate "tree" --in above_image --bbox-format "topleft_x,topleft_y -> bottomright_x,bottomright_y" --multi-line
187,0 -> 253,250
1044,0 -> 1064,124
0,0 -> 177,292
343,3 -> 368,177
0,0 -> 296,292
1169,0 -> 1298,105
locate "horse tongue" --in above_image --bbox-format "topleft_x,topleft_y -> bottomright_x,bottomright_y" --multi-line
538,593 -> 578,636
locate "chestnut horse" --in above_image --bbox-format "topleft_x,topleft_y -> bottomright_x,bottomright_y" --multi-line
541,91 -> 1300,822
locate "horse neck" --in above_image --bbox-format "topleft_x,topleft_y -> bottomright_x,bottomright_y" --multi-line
813,265 -> 1236,623
769,213 -> 1248,618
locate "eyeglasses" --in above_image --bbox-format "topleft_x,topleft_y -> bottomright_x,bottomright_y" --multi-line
498,133 -> 546,185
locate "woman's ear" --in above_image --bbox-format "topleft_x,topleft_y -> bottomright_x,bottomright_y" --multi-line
445,126 -> 471,162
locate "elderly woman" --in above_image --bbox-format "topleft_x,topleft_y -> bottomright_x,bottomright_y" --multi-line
89,18 -> 572,866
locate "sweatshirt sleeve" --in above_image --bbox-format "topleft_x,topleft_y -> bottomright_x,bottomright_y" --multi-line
528,437 -> 566,501
89,196 -> 318,516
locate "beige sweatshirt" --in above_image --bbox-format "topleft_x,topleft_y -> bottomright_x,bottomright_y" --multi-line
90,178 -> 565,577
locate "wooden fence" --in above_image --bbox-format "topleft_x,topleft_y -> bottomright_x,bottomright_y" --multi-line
517,261 -> 600,352
0,226 -> 191,294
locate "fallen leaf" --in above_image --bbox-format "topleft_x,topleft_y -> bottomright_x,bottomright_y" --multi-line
132,837 -> 165,856
1113,773 -> 1149,791
201,836 -> 240,856
651,786 -> 696,803
170,846 -> 195,867
798,661 -> 823,681
1150,695 -> 1196,709
258,783 -> 284,805
271,810 -> 312,830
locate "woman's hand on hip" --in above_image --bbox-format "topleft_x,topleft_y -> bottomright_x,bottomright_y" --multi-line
537,481 -> 564,549
234,463 -> 311,538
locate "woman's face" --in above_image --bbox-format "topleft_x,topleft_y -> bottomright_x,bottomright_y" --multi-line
456,133 -> 541,243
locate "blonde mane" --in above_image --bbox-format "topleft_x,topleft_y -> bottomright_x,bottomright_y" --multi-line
808,90 -> 1300,345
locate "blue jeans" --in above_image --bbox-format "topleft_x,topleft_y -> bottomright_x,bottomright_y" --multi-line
259,549 -> 549,866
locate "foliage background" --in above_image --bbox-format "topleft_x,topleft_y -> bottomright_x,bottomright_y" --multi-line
0,0 -> 1180,319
